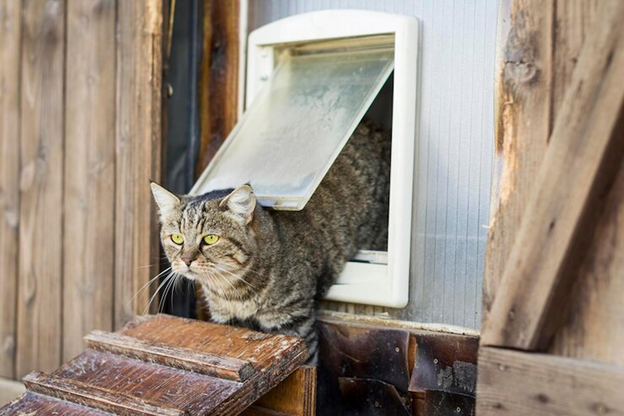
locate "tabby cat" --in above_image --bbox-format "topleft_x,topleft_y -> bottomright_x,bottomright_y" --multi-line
150,119 -> 391,363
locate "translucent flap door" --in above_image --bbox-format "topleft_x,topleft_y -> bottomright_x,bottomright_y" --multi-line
192,48 -> 394,210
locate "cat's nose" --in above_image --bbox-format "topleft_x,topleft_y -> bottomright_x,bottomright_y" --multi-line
183,258 -> 193,267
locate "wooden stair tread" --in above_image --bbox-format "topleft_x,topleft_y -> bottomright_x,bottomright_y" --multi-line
1,314 -> 312,416
85,330 -> 256,382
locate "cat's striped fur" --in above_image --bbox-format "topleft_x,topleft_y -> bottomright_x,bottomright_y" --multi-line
151,120 -> 390,363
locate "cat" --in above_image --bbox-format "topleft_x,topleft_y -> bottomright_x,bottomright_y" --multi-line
150,119 -> 391,363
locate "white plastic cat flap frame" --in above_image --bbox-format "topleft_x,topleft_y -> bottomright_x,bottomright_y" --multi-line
192,10 -> 419,308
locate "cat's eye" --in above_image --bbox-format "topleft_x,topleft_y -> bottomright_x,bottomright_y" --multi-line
203,234 -> 220,245
171,234 -> 184,245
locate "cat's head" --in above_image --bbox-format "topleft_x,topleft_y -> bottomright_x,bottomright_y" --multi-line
150,182 -> 258,293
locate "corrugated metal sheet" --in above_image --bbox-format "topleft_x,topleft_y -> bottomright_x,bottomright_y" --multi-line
249,0 -> 498,329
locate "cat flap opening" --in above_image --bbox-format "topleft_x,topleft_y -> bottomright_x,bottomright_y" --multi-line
191,48 -> 394,211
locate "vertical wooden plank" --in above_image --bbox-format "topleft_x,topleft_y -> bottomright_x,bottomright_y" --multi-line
194,0 -> 240,320
115,0 -> 163,328
0,0 -> 21,380
549,163 -> 624,365
482,0 -> 554,324
17,0 -> 66,377
62,0 -> 116,361
195,0 -> 240,177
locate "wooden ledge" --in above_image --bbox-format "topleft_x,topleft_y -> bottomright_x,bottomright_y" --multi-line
85,330 -> 256,382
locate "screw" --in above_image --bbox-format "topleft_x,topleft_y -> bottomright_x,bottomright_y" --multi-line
433,358 -> 439,364
456,407 -> 462,413
499,364 -> 506,371
395,347 -> 400,353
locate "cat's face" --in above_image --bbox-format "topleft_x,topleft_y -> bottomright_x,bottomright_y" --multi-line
150,183 -> 257,295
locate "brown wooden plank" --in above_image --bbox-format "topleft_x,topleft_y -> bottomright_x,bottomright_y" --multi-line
119,315 -> 309,416
546,0 -> 624,367
53,349 -> 241,415
481,0 -> 624,350
195,0 -> 240,178
23,371 -> 186,416
0,0 -> 21,380
63,0 -> 116,362
245,366 -> 317,416
482,0 -> 554,325
16,0 -> 66,378
549,156 -> 624,365
120,315 -> 308,371
476,346 -> 624,415
0,392 -> 108,416
115,0 -> 164,328
85,330 -> 256,382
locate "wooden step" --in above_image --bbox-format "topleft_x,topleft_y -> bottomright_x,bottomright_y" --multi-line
85,330 -> 256,382
0,314 -> 313,416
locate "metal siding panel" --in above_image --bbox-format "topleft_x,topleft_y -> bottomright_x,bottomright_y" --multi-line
248,0 -> 497,329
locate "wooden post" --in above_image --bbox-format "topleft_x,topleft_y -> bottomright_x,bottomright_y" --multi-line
481,0 -> 624,350
0,0 -> 21,380
482,0 -> 554,325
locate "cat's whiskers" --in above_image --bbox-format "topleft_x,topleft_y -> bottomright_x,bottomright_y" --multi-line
142,272 -> 176,315
130,266 -> 172,306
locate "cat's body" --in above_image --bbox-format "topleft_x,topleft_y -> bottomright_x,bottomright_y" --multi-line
151,120 -> 390,362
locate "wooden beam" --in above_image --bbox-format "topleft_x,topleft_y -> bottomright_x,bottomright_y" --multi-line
115,0 -> 164,328
17,0 -> 66,378
481,0 -> 624,350
0,0 -> 21,380
63,0 -> 116,361
85,330 -> 256,382
482,0 -> 554,324
477,347 -> 624,415
195,0 -> 240,177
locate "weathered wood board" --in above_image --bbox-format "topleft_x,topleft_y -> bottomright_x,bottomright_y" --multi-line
0,0 -> 21,380
1,314 -> 310,416
477,347 -> 624,415
17,0 -> 66,378
63,0 -> 117,362
482,0 -> 624,351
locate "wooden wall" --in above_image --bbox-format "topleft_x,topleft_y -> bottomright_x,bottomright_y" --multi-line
0,0 -> 164,380
478,0 -> 624,413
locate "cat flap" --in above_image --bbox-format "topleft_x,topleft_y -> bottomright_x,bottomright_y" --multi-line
191,47 -> 394,210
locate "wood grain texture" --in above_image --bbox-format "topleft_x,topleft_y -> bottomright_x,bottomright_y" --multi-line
1,315 -> 311,415
546,0 -> 624,367
23,371 -> 186,416
115,0 -> 164,328
195,0 -> 240,178
548,157 -> 624,364
0,0 -> 21,380
482,0 -> 554,325
63,0 -> 116,361
245,366 -> 317,416
0,392 -> 107,416
481,0 -> 624,350
477,347 -> 624,415
17,0 -> 65,378
85,330 -> 256,382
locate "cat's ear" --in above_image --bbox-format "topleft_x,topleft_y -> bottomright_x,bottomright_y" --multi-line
150,181 -> 180,219
220,184 -> 256,225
